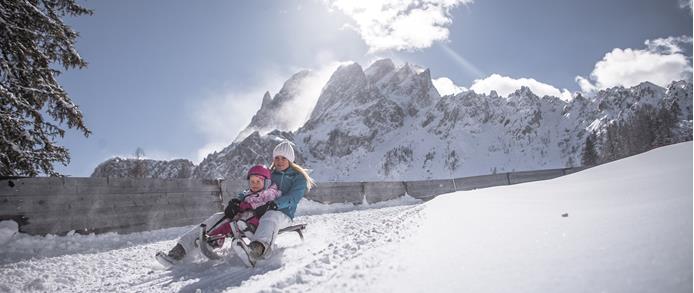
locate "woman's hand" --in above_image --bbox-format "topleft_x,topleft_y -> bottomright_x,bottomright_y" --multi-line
254,201 -> 277,215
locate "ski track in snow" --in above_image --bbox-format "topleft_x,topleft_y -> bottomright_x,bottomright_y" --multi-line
0,204 -> 424,293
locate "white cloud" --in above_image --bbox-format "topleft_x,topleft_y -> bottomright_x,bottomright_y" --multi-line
575,36 -> 693,93
276,60 -> 350,131
324,0 -> 472,52
575,76 -> 596,93
645,35 -> 691,54
432,77 -> 467,96
194,142 -> 228,164
470,74 -> 573,101
191,60 -> 349,162
680,0 -> 692,13
142,149 -> 189,162
191,72 -> 286,162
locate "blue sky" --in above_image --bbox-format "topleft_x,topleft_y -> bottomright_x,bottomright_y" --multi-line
55,0 -> 692,176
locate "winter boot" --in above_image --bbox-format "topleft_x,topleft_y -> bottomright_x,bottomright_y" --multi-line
248,241 -> 266,258
209,237 -> 225,248
231,240 -> 267,267
231,239 -> 256,267
155,243 -> 186,267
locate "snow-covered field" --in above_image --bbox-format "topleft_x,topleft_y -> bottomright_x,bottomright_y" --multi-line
1,142 -> 691,292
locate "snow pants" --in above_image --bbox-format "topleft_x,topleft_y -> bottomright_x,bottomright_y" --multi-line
251,210 -> 292,251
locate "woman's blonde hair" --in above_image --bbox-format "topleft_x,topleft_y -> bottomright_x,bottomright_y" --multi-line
271,161 -> 316,191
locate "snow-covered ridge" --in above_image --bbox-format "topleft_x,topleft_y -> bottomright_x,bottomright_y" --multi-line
92,59 -> 693,181
91,157 -> 194,178
195,59 -> 691,181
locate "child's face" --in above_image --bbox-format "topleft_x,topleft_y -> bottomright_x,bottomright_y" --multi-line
273,155 -> 290,171
249,175 -> 265,192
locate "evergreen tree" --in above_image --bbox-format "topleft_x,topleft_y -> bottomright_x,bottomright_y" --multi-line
653,103 -> 678,147
132,147 -> 147,178
566,155 -> 575,168
134,147 -> 145,159
600,123 -> 624,163
0,1 -> 92,176
581,133 -> 599,166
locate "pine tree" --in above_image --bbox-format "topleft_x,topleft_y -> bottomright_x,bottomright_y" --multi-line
134,147 -> 145,159
132,147 -> 147,178
600,124 -> 616,163
581,133 -> 599,166
0,1 -> 92,176
653,103 -> 678,147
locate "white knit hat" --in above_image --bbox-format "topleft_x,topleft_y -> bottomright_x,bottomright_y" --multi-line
273,141 -> 295,162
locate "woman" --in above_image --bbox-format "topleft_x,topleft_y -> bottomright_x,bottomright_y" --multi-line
233,140 -> 315,266
155,141 -> 314,267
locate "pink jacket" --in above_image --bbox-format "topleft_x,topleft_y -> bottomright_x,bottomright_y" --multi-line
239,183 -> 281,210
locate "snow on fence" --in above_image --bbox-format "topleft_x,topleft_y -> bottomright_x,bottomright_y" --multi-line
0,167 -> 582,235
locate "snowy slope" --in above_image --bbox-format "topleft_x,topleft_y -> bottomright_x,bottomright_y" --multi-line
361,141 -> 692,293
1,142 -> 691,292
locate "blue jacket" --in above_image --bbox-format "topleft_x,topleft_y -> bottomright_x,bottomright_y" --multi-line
270,167 -> 307,219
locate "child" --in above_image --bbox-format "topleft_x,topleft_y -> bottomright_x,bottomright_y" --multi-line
155,164 -> 280,266
208,164 -> 281,242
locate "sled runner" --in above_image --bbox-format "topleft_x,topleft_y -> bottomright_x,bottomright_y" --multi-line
197,221 -> 307,263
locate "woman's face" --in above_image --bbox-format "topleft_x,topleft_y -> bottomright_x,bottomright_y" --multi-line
273,155 -> 290,171
249,175 -> 264,192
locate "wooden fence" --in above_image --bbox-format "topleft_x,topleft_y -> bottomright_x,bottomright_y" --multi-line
0,167 -> 583,235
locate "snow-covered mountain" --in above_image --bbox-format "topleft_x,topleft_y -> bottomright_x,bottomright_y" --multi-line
233,70 -> 312,143
91,157 -> 194,179
94,59 -> 693,181
196,59 -> 691,181
193,130 -> 300,180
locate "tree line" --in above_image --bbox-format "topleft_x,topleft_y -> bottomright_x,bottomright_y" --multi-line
582,101 -> 683,167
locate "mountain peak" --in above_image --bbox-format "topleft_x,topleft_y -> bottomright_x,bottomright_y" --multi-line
334,62 -> 364,76
365,58 -> 396,83
233,70 -> 314,142
667,79 -> 691,90
508,86 -> 539,100
417,68 -> 432,80
274,70 -> 311,104
307,62 -> 368,123
261,91 -> 272,108
633,81 -> 659,90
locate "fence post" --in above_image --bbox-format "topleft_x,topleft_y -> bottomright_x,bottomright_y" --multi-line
361,181 -> 366,204
215,178 -> 224,211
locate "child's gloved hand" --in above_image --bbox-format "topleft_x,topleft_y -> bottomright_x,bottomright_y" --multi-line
239,201 -> 252,211
224,198 -> 242,218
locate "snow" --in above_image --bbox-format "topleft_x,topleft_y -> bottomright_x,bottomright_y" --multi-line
0,142 -> 691,292
365,141 -> 692,292
0,220 -> 18,245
